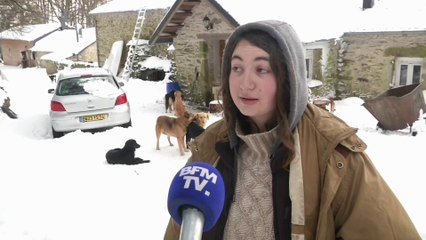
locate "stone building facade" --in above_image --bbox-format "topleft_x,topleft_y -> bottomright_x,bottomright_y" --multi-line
336,31 -> 426,99
0,39 -> 34,66
0,23 -> 60,67
307,30 -> 426,100
67,42 -> 98,63
37,42 -> 98,74
90,1 -> 426,104
90,8 -> 168,69
171,0 -> 236,106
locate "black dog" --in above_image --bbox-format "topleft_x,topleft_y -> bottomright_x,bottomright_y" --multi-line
185,121 -> 205,148
165,89 -> 176,113
106,139 -> 150,165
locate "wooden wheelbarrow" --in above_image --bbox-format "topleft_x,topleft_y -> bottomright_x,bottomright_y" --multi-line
362,82 -> 426,131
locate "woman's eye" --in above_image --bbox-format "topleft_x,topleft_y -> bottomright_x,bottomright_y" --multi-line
231,66 -> 242,72
257,67 -> 269,74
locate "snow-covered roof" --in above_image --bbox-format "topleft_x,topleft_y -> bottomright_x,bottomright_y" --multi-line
89,0 -> 174,14
86,0 -> 426,42
1,0 -> 420,44
0,23 -> 60,41
31,28 -> 96,57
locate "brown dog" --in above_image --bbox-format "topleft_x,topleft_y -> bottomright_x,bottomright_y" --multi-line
193,112 -> 209,128
155,111 -> 193,156
174,90 -> 186,117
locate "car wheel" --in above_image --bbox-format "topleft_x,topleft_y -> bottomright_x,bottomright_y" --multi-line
121,119 -> 132,128
52,128 -> 64,138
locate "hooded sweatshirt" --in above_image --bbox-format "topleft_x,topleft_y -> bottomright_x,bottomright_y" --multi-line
218,20 -> 309,239
221,20 -> 309,132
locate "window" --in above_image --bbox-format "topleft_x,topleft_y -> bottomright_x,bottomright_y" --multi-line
394,57 -> 423,87
305,49 -> 314,79
413,65 -> 421,84
399,65 -> 407,86
306,59 -> 311,78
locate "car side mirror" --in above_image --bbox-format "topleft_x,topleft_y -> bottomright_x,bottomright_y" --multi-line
48,89 -> 55,94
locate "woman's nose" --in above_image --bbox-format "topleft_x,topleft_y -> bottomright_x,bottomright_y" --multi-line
239,72 -> 255,90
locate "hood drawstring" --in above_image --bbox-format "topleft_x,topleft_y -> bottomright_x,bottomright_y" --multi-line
228,128 -> 239,202
232,148 -> 238,202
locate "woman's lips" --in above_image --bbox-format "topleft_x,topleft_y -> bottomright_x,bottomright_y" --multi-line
240,97 -> 258,105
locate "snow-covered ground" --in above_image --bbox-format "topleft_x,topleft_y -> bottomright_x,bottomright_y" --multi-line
0,65 -> 425,239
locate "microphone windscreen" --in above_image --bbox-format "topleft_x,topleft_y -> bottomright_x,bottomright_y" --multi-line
167,162 -> 225,231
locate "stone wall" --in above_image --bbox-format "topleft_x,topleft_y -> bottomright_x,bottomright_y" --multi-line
92,8 -> 168,68
37,43 -> 97,74
339,31 -> 426,98
69,42 -> 97,63
0,39 -> 32,66
173,0 -> 235,106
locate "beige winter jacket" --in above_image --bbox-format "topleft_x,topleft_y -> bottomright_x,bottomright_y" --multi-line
164,103 -> 421,239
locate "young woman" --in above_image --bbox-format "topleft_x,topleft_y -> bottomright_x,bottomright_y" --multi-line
164,20 -> 420,240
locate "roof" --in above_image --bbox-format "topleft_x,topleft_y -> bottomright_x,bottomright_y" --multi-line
0,23 -> 60,42
86,0 -> 426,43
89,0 -> 174,15
342,29 -> 426,37
31,28 -> 96,57
149,0 -> 239,44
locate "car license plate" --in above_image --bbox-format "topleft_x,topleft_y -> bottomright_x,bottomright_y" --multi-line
81,114 -> 107,122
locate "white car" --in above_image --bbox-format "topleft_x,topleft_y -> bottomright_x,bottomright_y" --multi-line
49,68 -> 131,138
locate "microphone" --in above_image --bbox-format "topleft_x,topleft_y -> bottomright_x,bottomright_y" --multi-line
167,162 -> 225,240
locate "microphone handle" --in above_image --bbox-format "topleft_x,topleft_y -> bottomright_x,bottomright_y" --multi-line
179,207 -> 205,240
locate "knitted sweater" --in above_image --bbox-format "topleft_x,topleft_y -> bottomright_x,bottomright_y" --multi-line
223,125 -> 279,240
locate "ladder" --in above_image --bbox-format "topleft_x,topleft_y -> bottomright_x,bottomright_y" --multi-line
122,7 -> 147,80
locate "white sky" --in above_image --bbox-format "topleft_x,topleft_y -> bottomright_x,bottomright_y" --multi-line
1,62 -> 426,239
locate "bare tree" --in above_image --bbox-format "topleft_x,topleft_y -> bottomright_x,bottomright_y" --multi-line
0,0 -> 45,31
0,0 -> 108,32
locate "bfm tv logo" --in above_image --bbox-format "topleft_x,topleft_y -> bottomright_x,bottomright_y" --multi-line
179,165 -> 218,196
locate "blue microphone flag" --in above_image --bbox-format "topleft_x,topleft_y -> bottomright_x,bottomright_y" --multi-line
167,162 -> 225,231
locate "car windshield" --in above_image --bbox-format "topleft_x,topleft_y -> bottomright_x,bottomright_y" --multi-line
57,75 -> 118,96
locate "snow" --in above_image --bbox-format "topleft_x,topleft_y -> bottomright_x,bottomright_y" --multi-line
140,56 -> 171,71
1,62 -> 425,239
87,0 -> 426,42
0,1 -> 426,238
31,28 -> 96,60
1,0 -> 425,48
0,23 -> 60,41
89,0 -> 175,14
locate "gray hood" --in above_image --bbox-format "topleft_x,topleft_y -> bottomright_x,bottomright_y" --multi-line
223,20 -> 308,131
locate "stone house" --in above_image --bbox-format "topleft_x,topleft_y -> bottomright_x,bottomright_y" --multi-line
89,2 -> 169,70
30,27 -> 97,74
0,23 -> 61,67
90,0 -> 425,105
149,0 -> 426,106
149,0 -> 238,107
305,30 -> 426,100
